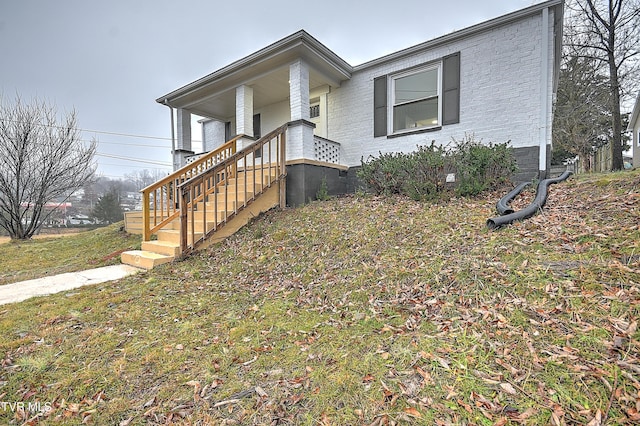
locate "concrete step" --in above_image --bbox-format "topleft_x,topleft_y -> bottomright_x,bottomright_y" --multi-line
121,250 -> 174,270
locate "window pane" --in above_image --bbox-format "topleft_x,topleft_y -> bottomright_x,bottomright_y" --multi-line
393,98 -> 439,132
394,68 -> 438,104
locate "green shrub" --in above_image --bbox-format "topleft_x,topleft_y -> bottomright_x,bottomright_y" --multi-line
452,134 -> 518,196
357,135 -> 517,200
358,151 -> 411,196
316,176 -> 331,201
401,143 -> 448,200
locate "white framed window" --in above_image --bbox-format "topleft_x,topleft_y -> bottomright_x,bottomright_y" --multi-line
389,64 -> 441,134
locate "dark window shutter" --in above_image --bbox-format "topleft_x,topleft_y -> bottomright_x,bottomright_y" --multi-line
442,52 -> 460,125
374,76 -> 387,137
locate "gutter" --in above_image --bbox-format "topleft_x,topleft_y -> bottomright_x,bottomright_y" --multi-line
162,99 -> 176,170
539,6 -> 550,179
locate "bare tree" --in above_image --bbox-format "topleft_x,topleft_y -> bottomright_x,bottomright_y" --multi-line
0,95 -> 97,239
553,56 -> 612,170
124,169 -> 168,191
565,0 -> 640,170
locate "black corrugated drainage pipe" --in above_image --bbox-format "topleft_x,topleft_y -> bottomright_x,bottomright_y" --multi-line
495,181 -> 531,215
487,170 -> 573,230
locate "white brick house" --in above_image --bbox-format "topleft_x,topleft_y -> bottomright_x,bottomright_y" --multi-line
158,0 -> 564,206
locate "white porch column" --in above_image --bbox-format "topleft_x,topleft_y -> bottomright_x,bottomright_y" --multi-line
173,108 -> 194,169
288,60 -> 314,161
236,85 -> 254,148
176,108 -> 191,150
201,119 -> 227,152
290,60 -> 310,121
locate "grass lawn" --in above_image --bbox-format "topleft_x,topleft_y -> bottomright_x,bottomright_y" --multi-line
0,223 -> 141,285
0,170 -> 638,425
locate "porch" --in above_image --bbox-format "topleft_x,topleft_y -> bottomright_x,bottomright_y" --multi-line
121,32 -> 355,268
159,31 -> 352,180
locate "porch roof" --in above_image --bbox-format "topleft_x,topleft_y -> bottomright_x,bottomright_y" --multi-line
157,30 -> 353,120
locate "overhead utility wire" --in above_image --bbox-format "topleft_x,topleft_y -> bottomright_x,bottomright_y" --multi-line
100,162 -> 171,170
95,152 -> 172,166
0,117 -> 173,141
98,162 -> 171,170
82,128 -> 172,141
82,139 -> 167,148
89,139 -> 202,148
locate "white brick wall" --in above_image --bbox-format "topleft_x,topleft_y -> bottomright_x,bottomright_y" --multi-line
255,99 -> 289,134
327,9 -> 555,168
202,119 -> 226,152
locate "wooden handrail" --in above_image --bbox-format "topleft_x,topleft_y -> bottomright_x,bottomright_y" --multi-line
141,134 -> 241,193
140,135 -> 242,241
179,124 -> 287,254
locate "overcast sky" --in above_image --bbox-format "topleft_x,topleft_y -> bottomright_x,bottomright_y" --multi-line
0,0 -> 543,179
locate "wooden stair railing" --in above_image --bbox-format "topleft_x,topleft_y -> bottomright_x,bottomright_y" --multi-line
140,135 -> 241,242
179,124 -> 287,254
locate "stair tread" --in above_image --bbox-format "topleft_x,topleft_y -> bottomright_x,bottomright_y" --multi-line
159,228 -> 204,233
122,249 -> 173,259
121,249 -> 175,270
142,239 -> 181,256
143,240 -> 180,247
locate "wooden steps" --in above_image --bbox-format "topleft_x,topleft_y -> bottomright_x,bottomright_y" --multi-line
121,170 -> 279,270
120,250 -> 174,270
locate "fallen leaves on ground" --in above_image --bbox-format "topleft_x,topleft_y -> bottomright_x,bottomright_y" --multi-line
0,170 -> 638,424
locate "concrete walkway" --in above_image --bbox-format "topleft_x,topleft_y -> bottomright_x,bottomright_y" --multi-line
0,265 -> 144,305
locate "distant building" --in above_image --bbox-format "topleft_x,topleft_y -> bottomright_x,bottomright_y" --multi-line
67,215 -> 93,226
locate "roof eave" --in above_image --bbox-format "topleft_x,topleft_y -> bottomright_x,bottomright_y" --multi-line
157,30 -> 353,106
353,0 -> 564,71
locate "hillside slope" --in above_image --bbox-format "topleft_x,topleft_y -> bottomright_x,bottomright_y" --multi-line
0,170 -> 638,425
0,223 -> 141,285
